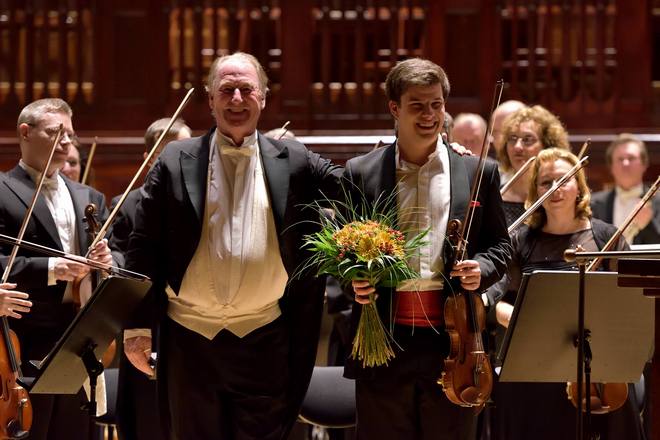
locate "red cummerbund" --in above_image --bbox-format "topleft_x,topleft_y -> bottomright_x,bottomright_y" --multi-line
394,290 -> 443,327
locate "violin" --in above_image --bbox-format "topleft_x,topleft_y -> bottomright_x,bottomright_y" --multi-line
436,81 -> 504,409
566,176 -> 660,413
0,322 -> 31,439
438,219 -> 493,409
73,204 -> 117,368
71,203 -> 101,310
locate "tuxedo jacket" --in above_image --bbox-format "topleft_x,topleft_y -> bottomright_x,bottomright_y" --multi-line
342,141 -> 512,379
108,188 -> 142,257
0,165 -> 118,366
591,186 -> 660,245
124,128 -> 342,429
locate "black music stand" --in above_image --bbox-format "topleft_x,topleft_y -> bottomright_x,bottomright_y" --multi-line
24,275 -> 151,419
498,270 -> 653,438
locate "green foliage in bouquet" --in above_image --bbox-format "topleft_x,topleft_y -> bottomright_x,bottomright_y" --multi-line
298,186 -> 428,368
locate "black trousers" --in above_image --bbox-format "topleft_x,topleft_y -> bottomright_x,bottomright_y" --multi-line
116,351 -> 167,440
29,389 -> 95,440
355,327 -> 477,440
163,317 -> 290,440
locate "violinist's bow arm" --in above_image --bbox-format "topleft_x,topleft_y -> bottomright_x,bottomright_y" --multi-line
0,233 -> 149,282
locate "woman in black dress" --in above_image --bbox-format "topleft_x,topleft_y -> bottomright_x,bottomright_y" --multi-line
490,148 -> 645,440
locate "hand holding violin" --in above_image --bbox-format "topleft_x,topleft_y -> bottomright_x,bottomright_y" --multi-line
449,260 -> 481,291
87,238 -> 113,267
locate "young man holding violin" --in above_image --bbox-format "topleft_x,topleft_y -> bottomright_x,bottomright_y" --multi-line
345,58 -> 512,440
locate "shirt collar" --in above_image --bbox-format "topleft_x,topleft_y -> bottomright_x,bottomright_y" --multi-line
19,159 -> 61,190
395,137 -> 442,171
215,130 -> 258,157
615,183 -> 644,200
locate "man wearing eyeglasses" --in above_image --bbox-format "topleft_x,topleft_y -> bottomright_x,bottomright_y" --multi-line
0,98 -> 119,439
123,52 -> 342,440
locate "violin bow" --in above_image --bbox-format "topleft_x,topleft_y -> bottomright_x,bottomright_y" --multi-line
1,125 -> 63,379
87,88 -> 195,253
276,121 -> 291,140
587,175 -> 660,272
2,126 -> 63,283
80,136 -> 97,186
577,139 -> 590,160
507,156 -> 589,233
500,157 -> 536,196
0,233 -> 148,282
459,80 -> 504,259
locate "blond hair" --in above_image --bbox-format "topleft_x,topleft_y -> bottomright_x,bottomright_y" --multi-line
498,105 -> 570,173
525,148 -> 592,229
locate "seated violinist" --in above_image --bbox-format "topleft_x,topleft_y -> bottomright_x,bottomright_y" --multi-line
488,148 -> 645,440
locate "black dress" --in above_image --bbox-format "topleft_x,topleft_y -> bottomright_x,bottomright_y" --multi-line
489,220 -> 645,440
501,200 -> 525,228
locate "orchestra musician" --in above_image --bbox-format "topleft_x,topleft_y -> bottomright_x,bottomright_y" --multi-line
0,98 -> 120,440
345,58 -> 512,440
591,133 -> 660,245
497,105 -> 571,226
488,148 -> 645,440
122,52 -> 342,440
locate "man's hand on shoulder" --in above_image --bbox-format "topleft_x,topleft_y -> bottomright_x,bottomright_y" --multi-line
442,133 -> 474,156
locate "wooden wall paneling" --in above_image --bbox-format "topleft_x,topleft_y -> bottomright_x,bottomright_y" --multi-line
614,0 -> 651,127
280,0 -> 313,128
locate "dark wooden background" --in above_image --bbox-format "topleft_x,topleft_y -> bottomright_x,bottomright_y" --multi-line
0,0 -> 658,198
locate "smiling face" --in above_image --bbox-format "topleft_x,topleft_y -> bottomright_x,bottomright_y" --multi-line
610,141 -> 647,190
536,158 -> 580,219
19,111 -> 74,176
208,57 -> 265,145
389,83 -> 445,152
506,120 -> 543,171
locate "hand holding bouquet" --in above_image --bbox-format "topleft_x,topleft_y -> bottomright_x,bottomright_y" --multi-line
299,191 -> 427,368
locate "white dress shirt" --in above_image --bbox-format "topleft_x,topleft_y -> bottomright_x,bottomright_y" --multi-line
19,161 -> 78,299
395,138 -> 450,291
613,183 -> 644,242
166,130 -> 289,340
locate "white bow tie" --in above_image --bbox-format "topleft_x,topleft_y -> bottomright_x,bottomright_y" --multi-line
220,144 -> 254,157
41,176 -> 59,191
616,187 -> 642,201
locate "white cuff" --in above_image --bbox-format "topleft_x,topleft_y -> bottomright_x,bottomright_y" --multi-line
47,257 -> 57,286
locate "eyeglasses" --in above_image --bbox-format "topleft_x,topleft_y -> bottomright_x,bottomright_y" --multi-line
28,123 -> 75,140
506,134 -> 539,147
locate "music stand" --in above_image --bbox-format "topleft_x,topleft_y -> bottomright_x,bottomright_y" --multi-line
498,270 -> 653,437
24,275 -> 151,404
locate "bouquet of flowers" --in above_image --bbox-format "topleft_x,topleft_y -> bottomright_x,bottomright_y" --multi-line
299,190 -> 427,368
